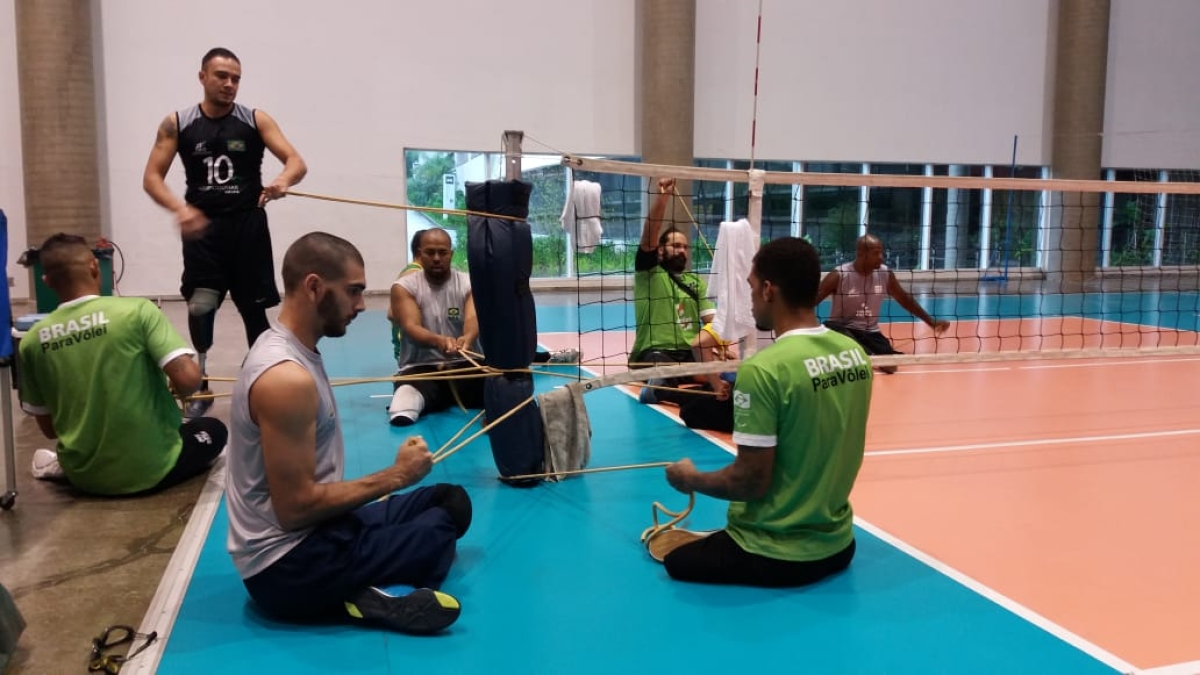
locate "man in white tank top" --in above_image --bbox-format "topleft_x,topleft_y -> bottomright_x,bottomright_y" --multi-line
225,232 -> 470,635
387,228 -> 485,426
816,234 -> 949,372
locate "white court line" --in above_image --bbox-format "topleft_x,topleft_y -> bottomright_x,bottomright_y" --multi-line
609,371 -> 1173,673
1019,356 -> 1200,370
128,458 -> 229,675
1137,660 -> 1200,675
865,429 -> 1200,458
855,517 -> 1139,674
895,356 -> 1200,375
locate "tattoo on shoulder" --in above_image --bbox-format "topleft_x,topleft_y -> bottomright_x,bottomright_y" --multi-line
158,116 -> 177,140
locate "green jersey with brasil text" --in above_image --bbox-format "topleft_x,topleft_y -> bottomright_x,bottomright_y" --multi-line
727,326 -> 872,561
631,255 -> 714,357
18,296 -> 194,495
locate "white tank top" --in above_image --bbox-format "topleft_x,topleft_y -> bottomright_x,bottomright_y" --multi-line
827,262 -> 890,332
225,323 -> 345,579
394,270 -> 480,371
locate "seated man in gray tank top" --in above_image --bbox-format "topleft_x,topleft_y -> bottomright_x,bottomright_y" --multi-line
225,232 -> 471,635
387,228 -> 485,426
815,234 -> 950,373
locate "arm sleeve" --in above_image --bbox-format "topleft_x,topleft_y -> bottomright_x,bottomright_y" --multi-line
634,248 -> 659,272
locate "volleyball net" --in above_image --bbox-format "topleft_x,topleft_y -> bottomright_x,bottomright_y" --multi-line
550,155 -> 1200,368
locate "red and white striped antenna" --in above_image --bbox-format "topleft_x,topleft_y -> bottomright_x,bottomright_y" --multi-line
749,0 -> 764,169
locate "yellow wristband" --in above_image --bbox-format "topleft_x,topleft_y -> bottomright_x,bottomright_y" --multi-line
701,323 -> 731,347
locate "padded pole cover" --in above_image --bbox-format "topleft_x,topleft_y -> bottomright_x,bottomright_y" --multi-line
0,210 -> 11,362
466,180 -> 536,370
466,181 -> 544,481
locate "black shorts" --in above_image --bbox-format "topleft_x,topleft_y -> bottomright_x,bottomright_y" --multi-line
395,362 -> 487,414
823,321 -> 902,355
629,348 -> 695,368
664,530 -> 856,587
181,208 -> 280,312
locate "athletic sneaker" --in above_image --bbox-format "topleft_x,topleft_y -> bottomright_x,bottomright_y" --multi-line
31,448 -> 65,481
546,348 -> 580,364
184,390 -> 214,419
344,587 -> 461,635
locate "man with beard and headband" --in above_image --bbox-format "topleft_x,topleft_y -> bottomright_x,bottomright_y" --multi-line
630,177 -> 722,406
386,228 -> 485,426
658,237 -> 872,587
225,232 -> 471,635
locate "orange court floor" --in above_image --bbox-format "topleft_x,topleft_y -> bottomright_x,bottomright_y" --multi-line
538,324 -> 1200,673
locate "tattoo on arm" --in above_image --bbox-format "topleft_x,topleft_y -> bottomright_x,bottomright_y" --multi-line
157,116 -> 177,141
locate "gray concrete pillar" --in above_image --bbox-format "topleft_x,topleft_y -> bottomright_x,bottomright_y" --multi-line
15,0 -> 103,250
638,0 -> 696,226
1045,0 -> 1110,286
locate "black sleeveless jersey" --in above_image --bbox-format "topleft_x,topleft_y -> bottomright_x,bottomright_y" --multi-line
176,103 -> 266,215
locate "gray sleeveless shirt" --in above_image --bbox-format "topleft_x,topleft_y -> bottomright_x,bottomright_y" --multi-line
827,262 -> 890,332
225,324 -> 345,579
394,270 -> 479,371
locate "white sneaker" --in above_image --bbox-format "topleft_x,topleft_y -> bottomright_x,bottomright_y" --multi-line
31,448 -> 65,480
546,348 -> 580,364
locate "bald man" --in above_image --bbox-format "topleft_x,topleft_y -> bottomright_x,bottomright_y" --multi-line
815,234 -> 949,373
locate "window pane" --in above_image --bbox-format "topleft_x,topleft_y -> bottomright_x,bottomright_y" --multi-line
1108,169 -> 1156,267
570,159 -> 643,277
868,163 -> 925,269
405,150 -> 469,271
929,165 -> 984,270
989,165 -> 1043,269
1164,170 -> 1200,266
802,163 -> 864,268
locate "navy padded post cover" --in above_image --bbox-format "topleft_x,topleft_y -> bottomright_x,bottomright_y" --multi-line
466,181 -> 544,480
0,210 -> 12,361
466,180 -> 536,370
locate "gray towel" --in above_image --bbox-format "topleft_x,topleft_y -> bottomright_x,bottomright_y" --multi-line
537,383 -> 591,480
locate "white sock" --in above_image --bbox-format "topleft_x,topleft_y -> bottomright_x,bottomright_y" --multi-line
388,385 -> 425,424
31,448 -> 65,480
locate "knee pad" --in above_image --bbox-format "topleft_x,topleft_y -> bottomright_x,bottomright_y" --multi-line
388,385 -> 425,427
187,288 -> 222,317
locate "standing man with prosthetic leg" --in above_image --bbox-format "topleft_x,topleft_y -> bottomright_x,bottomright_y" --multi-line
143,47 -> 307,416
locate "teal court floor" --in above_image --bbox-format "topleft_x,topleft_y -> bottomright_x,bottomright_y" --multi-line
132,292 -> 1200,674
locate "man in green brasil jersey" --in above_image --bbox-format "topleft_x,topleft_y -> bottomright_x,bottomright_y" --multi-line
19,234 -> 226,496
660,237 -> 872,587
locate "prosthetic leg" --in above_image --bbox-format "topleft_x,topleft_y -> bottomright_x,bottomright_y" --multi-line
184,288 -> 220,419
